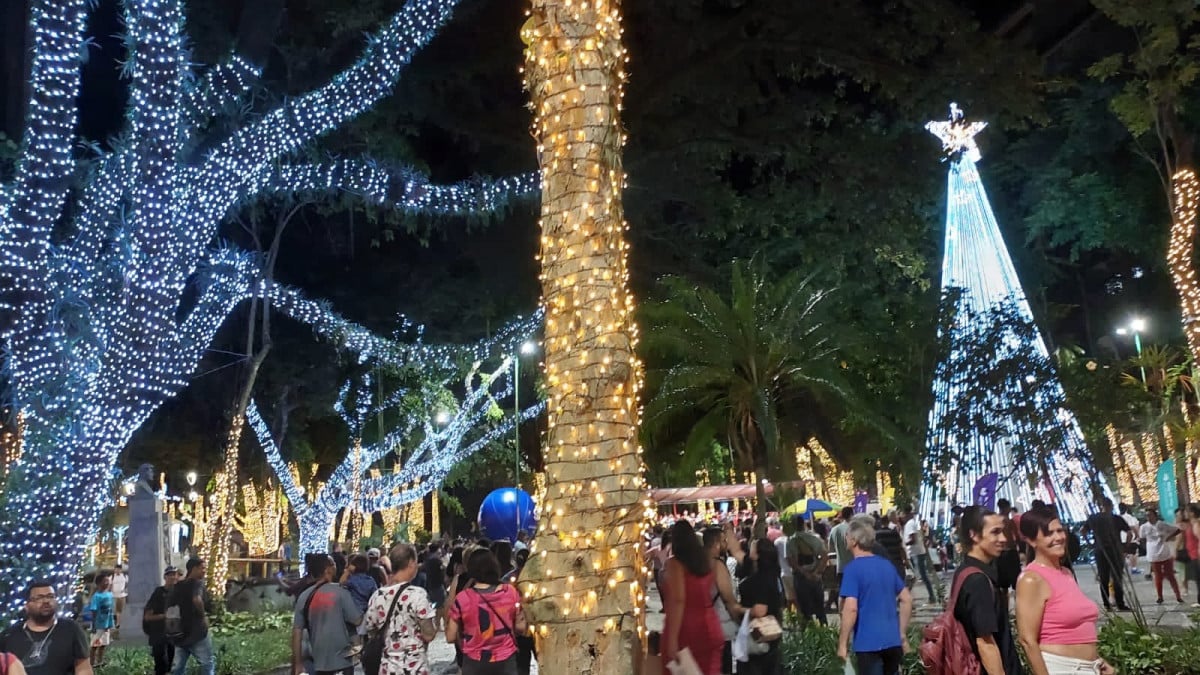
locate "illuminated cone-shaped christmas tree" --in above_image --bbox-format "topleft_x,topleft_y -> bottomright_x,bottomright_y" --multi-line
919,104 -> 1109,524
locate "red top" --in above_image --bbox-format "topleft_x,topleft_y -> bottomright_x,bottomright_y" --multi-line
1187,524 -> 1199,560
450,585 -> 520,663
1021,562 -> 1098,645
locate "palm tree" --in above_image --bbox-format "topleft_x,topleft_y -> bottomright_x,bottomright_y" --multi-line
519,0 -> 645,671
643,257 -> 884,531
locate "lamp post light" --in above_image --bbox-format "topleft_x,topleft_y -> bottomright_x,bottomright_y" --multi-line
186,470 -> 197,487
514,341 -> 537,487
1116,318 -> 1147,385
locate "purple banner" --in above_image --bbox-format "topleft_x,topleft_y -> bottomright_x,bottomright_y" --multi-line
853,491 -> 869,514
972,473 -> 999,510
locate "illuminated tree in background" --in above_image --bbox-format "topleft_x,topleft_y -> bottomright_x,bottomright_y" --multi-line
249,315 -> 544,560
519,0 -> 651,671
0,0 -> 536,612
919,104 -> 1108,525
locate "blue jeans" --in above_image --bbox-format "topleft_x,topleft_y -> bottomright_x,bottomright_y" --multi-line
172,635 -> 215,675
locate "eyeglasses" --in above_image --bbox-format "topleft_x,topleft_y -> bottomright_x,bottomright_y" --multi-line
28,594 -> 56,603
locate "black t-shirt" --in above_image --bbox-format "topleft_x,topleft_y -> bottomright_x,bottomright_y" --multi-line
1085,512 -> 1128,554
171,578 -> 208,645
952,556 -> 1021,675
143,585 -> 170,638
423,558 -> 445,592
739,569 -> 783,623
0,620 -> 88,675
873,529 -> 906,580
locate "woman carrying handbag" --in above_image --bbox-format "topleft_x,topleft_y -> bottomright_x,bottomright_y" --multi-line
447,549 -> 526,675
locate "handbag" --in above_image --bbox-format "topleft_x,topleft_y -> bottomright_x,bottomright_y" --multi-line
750,615 -> 783,643
666,646 -> 703,675
361,582 -> 410,675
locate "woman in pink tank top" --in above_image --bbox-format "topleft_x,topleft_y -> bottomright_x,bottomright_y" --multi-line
1015,506 -> 1114,675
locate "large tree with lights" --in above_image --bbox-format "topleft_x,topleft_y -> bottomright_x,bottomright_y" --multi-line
0,0 -> 536,613
249,314 -> 543,561
518,0 -> 649,671
1089,0 -> 1199,355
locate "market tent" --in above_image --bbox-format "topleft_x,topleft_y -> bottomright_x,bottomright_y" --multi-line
650,482 -> 806,505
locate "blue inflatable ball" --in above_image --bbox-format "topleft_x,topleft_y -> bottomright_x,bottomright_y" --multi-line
478,488 -> 537,543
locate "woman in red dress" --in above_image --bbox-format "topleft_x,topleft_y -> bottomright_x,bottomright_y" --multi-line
662,520 -> 724,674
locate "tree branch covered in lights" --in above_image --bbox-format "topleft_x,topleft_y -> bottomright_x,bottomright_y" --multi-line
0,0 -> 538,614
247,318 -> 545,558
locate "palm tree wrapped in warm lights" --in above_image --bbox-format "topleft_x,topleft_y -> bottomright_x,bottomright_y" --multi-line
519,0 -> 650,670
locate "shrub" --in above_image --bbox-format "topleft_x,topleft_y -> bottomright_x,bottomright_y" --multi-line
95,625 -> 291,675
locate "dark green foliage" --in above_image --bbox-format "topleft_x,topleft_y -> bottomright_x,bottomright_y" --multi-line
641,257 -> 910,507
95,623 -> 292,675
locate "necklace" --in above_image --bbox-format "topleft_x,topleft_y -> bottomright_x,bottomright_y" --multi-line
23,619 -> 55,662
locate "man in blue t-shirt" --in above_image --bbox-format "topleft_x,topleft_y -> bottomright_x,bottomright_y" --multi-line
837,520 -> 913,675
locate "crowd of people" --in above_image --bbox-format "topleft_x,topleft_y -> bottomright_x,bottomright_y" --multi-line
650,498 -> 1137,675
0,532 -> 536,675
5,495 -> 1199,675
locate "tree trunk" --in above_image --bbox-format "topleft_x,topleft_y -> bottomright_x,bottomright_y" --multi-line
0,416 -> 128,612
520,2 -> 646,672
1169,167 -> 1200,357
203,343 -> 270,596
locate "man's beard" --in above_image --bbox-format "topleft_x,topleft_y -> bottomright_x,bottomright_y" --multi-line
27,608 -> 55,624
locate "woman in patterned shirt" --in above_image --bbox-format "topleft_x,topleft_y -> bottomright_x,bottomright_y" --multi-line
364,544 -> 438,675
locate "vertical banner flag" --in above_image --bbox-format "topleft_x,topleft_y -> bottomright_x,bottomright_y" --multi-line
1158,459 -> 1178,524
972,473 -> 999,511
853,491 -> 869,514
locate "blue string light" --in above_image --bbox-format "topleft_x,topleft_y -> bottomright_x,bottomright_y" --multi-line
0,0 -> 538,616
247,315 -> 545,561
919,104 -> 1110,525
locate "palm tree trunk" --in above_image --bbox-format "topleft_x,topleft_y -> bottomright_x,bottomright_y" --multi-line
520,1 -> 646,672
755,461 -> 769,536
1169,167 -> 1200,357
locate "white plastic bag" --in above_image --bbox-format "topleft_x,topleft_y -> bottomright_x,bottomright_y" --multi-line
733,612 -> 751,663
844,657 -> 857,675
666,647 -> 703,675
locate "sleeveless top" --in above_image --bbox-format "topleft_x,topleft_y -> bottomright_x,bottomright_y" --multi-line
1020,562 -> 1098,645
1186,525 -> 1199,559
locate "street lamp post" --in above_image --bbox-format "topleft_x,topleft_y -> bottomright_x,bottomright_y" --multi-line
514,341 -> 537,487
1116,317 -> 1147,385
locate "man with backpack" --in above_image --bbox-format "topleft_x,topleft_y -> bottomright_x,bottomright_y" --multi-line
142,567 -> 180,675
170,558 -> 214,675
936,506 -> 1021,675
291,555 -> 363,675
787,515 -> 829,626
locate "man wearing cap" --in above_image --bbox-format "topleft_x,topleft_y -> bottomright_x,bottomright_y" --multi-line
143,567 -> 181,675
367,548 -> 391,576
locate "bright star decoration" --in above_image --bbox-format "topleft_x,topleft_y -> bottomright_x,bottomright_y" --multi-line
0,0 -> 537,615
925,102 -> 988,163
248,313 -> 545,563
918,103 -> 1110,525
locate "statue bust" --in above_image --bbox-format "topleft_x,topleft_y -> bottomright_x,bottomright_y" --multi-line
132,463 -> 158,499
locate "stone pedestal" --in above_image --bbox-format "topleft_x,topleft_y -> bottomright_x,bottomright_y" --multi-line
121,495 -> 167,640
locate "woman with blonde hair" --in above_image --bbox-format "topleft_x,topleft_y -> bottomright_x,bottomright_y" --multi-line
1016,506 -> 1115,675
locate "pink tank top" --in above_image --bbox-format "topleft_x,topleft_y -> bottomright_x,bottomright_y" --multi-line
1020,562 -> 1098,645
